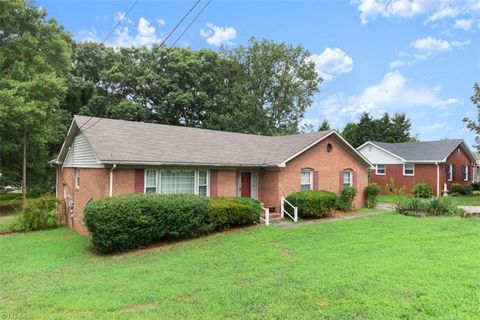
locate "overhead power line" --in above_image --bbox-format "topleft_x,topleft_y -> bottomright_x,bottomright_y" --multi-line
170,0 -> 212,48
158,0 -> 203,48
101,0 -> 139,45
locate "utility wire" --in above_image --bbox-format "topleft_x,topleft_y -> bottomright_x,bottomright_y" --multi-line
101,0 -> 139,45
170,0 -> 212,48
157,0 -> 202,48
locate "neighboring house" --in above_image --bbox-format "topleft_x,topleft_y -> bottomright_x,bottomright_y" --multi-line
53,116 -> 372,235
357,140 -> 477,196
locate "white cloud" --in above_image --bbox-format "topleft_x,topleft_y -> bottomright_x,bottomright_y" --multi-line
420,122 -> 448,134
200,23 -> 237,46
389,60 -> 407,69
353,0 -> 479,26
156,18 -> 166,27
315,71 -> 459,129
409,36 -> 470,60
114,11 -> 133,24
309,48 -> 354,82
79,17 -> 161,47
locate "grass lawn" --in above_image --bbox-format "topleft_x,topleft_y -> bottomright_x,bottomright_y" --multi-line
378,194 -> 480,206
0,212 -> 19,231
1,213 -> 479,319
0,192 -> 21,205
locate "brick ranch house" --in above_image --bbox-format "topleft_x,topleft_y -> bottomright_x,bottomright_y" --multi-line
357,140 -> 477,196
53,116 -> 372,235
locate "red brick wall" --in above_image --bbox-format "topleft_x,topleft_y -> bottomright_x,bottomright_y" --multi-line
216,170 -> 237,197
445,146 -> 474,189
258,169 -> 280,209
261,135 -> 369,209
112,168 -> 135,195
56,167 -> 109,235
371,146 -> 473,195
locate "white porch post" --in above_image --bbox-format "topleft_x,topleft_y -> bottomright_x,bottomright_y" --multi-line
281,196 -> 285,218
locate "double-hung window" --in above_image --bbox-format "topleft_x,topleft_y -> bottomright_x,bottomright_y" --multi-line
197,170 -> 208,196
376,164 -> 386,175
403,164 -> 414,176
145,169 -> 157,193
300,169 -> 313,191
446,164 -> 453,181
343,169 -> 353,187
462,165 -> 469,181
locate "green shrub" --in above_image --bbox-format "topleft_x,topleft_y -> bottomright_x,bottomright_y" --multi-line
364,183 -> 381,208
412,183 -> 433,198
286,190 -> 338,218
395,196 -> 461,216
208,197 -> 261,229
337,186 -> 357,211
16,194 -> 58,231
451,183 -> 463,194
84,194 -> 212,253
471,182 -> 480,191
462,185 -> 473,196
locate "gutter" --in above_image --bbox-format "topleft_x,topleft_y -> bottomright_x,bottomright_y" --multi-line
109,164 -> 117,197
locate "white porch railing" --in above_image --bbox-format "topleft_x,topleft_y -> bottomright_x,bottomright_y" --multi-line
281,197 -> 298,222
260,207 -> 270,226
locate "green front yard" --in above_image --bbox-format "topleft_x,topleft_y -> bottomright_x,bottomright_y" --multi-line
378,194 -> 480,206
1,213 -> 479,319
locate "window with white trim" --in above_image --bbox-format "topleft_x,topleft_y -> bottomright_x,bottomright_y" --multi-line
144,169 -> 209,196
300,169 -> 313,191
403,164 -> 414,176
75,168 -> 80,188
463,165 -> 469,181
343,169 -> 353,187
376,164 -> 386,175
198,170 -> 208,196
446,164 -> 453,181
145,169 -> 157,193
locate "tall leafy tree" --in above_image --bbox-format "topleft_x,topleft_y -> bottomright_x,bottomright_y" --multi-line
0,1 -> 73,200
222,38 -> 321,135
463,83 -> 480,151
318,119 -> 331,131
342,112 -> 415,147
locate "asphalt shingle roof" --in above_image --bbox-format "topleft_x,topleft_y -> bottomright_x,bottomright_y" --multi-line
72,116 -> 336,167
372,140 -> 466,161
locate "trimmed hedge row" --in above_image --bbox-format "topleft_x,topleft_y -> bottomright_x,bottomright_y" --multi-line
286,190 -> 338,218
84,194 -> 261,253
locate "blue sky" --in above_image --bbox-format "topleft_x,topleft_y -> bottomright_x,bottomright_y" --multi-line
37,0 -> 480,145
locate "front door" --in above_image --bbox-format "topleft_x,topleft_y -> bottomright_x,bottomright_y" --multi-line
241,172 -> 251,197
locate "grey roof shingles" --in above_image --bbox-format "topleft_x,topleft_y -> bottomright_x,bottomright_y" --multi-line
372,140 -> 467,161
72,116 -> 338,167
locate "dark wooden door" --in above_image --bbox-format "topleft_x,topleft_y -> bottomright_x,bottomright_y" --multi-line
241,172 -> 251,197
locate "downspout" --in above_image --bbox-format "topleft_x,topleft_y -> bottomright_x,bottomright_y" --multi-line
109,164 -> 117,197
435,162 -> 440,197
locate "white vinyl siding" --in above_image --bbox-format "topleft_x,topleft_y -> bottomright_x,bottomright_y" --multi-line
403,164 -> 415,176
64,133 -> 103,168
357,143 -> 403,164
375,164 -> 386,175
145,169 -> 209,196
300,169 -> 313,191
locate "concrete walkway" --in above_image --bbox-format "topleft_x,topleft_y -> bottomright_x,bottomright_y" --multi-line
459,206 -> 480,214
270,208 -> 390,228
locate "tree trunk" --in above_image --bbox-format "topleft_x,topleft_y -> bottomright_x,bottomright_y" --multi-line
22,127 -> 27,205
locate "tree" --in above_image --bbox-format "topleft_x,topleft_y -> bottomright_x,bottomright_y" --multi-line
318,119 -> 331,131
222,38 -> 321,135
342,112 -> 415,147
0,1 -> 72,201
463,83 -> 480,151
